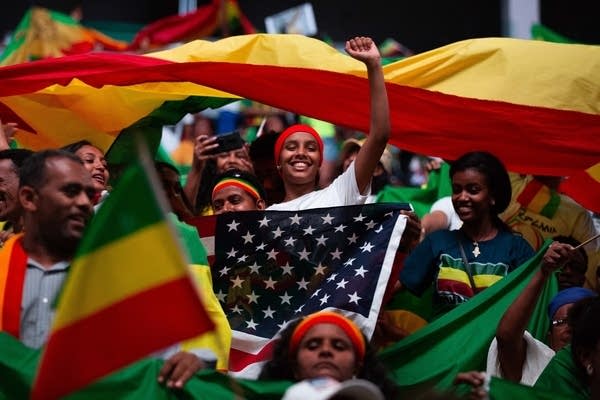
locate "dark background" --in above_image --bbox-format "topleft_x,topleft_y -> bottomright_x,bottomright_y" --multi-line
2,1 -> 599,53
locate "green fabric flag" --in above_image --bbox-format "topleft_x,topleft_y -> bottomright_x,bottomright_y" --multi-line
531,24 -> 576,44
168,213 -> 209,265
0,332 -> 289,400
489,376 -> 574,400
533,345 -> 590,399
378,241 -> 557,397
377,163 -> 452,218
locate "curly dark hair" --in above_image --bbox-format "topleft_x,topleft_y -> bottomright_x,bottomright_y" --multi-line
259,317 -> 399,399
450,151 -> 512,231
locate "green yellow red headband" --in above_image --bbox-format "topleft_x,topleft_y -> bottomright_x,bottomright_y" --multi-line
289,311 -> 365,360
212,178 -> 261,201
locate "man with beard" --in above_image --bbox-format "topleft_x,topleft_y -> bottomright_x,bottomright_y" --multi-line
0,150 -> 206,389
0,150 -> 96,348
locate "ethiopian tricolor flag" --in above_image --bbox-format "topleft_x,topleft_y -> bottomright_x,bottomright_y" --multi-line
0,7 -> 127,66
31,156 -> 215,400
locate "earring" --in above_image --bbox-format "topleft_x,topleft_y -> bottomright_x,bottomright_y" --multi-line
586,364 -> 594,376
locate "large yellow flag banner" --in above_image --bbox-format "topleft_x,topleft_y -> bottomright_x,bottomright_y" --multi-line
0,34 -> 598,190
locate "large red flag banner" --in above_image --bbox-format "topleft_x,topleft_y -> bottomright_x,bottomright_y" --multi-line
0,34 -> 598,203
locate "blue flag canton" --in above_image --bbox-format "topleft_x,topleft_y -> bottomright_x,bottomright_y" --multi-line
212,204 -> 408,338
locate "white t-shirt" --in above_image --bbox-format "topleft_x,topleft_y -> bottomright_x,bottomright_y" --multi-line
430,196 -> 462,230
486,330 -> 555,386
267,161 -> 370,211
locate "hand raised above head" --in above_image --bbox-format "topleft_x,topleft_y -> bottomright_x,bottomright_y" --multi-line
541,241 -> 574,275
345,36 -> 381,66
193,135 -> 219,161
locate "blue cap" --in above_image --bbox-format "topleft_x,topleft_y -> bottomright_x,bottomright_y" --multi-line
548,287 -> 597,319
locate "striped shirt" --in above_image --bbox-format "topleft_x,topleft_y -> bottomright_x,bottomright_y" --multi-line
20,259 -> 69,349
401,229 -> 534,316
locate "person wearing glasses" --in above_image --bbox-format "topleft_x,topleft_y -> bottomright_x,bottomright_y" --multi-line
486,240 -> 597,385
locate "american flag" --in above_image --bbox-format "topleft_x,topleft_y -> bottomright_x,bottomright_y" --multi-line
188,203 -> 408,377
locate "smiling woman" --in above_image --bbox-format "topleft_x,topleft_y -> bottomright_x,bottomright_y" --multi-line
398,151 -> 535,317
62,140 -> 110,205
267,36 -> 390,211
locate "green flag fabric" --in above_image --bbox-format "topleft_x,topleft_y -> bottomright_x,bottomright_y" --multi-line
377,163 -> 452,218
0,242 -> 558,398
533,345 -> 590,400
378,241 -> 557,397
489,376 -> 574,400
531,24 -> 576,44
0,332 -> 289,400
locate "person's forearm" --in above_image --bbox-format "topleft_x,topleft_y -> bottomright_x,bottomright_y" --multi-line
497,269 -> 548,342
183,160 -> 204,212
366,59 -> 390,146
496,268 -> 550,381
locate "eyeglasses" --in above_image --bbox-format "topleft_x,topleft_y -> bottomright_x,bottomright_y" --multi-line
551,318 -> 568,328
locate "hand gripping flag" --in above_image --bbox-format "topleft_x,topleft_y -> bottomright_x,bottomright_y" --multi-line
31,158 -> 215,400
188,203 -> 409,378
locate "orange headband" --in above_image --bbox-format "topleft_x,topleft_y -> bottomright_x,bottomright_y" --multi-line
212,178 -> 261,201
274,124 -> 324,167
289,311 -> 366,360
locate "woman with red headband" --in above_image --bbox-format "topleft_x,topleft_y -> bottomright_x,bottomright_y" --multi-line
268,36 -> 390,211
259,311 -> 398,399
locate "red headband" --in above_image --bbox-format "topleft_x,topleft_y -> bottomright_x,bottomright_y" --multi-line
289,311 -> 366,360
274,124 -> 324,167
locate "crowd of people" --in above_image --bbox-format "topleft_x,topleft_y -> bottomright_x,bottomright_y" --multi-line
0,35 -> 599,400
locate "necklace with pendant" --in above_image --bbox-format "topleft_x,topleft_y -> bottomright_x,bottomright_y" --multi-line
472,242 -> 481,258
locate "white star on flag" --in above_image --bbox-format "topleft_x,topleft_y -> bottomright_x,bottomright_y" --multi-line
231,275 -> 244,288
360,242 -> 374,253
289,214 -> 302,225
267,249 -> 278,260
218,266 -> 231,276
315,235 -> 328,246
348,291 -> 362,305
258,216 -> 271,227
343,257 -> 356,267
321,213 -> 334,224
216,289 -> 227,302
303,225 -> 315,235
279,292 -> 293,304
264,276 -> 277,289
248,262 -> 261,274
272,227 -> 284,238
336,278 -> 349,289
353,213 -> 366,222
354,266 -> 367,278
247,291 -> 260,304
347,233 -> 359,244
330,248 -> 343,260
298,248 -> 311,261
226,247 -> 237,258
242,231 -> 255,244
281,263 -> 294,275
314,264 -> 327,275
246,319 -> 258,330
334,224 -> 347,233
297,278 -> 310,290
227,220 -> 240,231
263,306 -> 276,319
